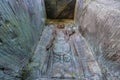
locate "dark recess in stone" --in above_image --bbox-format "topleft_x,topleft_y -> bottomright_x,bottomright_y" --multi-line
0,67 -> 5,70
5,20 -> 10,24
10,31 -> 18,39
44,0 -> 76,19
0,38 -> 3,44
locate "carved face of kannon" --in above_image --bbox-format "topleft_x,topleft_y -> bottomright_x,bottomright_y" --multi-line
57,24 -> 65,29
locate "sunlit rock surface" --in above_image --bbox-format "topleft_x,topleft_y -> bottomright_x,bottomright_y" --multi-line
0,0 -> 45,80
75,0 -> 120,79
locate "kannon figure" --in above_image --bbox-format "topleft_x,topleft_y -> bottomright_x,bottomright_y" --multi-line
44,24 -> 80,79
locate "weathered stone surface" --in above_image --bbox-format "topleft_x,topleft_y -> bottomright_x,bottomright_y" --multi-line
26,24 -> 102,80
25,24 -> 54,80
75,0 -> 120,79
44,0 -> 76,19
1,0 -> 120,80
0,0 -> 46,79
70,31 -> 102,80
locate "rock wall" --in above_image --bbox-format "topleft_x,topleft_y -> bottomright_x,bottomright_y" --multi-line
0,0 -> 46,79
24,24 -> 54,80
75,0 -> 120,79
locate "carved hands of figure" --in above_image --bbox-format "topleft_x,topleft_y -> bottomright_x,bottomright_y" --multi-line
46,24 -> 69,51
66,28 -> 75,39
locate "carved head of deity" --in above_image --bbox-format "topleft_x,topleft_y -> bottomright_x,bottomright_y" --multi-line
57,24 -> 65,29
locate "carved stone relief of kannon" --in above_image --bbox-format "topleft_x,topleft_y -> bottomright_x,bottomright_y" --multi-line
41,24 -> 80,79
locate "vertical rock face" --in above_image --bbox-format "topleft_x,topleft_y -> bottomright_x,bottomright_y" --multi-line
74,0 -> 83,25
75,0 -> 120,79
0,0 -> 46,79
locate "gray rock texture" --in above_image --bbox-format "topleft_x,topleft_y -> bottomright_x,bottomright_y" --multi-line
75,0 -> 120,79
0,0 -> 46,80
26,24 -> 102,80
0,0 -> 120,80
